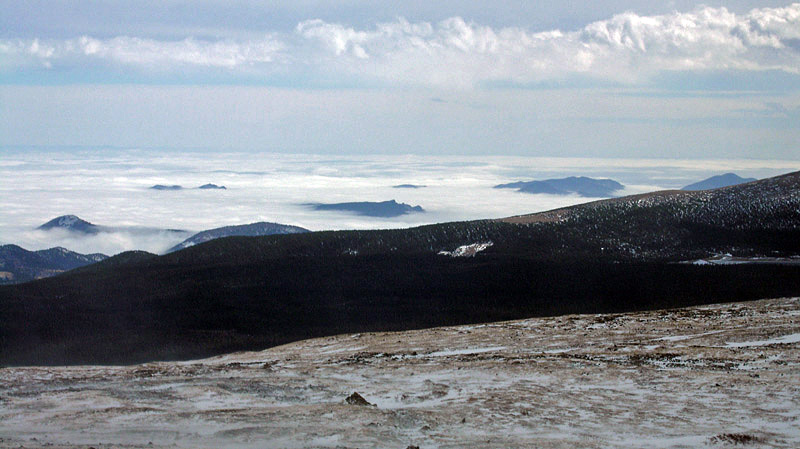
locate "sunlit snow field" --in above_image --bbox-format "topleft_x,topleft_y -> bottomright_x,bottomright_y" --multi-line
1,149 -> 797,255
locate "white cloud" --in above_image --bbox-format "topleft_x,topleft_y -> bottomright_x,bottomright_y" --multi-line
78,36 -> 284,67
1,150 -> 798,255
19,229 -> 191,256
296,4 -> 800,86
1,3 -> 799,86
1,35 -> 285,71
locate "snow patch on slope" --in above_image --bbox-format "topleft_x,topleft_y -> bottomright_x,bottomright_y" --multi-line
725,333 -> 800,348
438,242 -> 493,257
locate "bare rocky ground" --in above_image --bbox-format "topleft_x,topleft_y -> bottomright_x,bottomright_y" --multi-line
1,297 -> 799,449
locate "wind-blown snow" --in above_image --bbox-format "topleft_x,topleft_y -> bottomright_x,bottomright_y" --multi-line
657,329 -> 725,342
425,346 -> 506,357
725,332 -> 800,348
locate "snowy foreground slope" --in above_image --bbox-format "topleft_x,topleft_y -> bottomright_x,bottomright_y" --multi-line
1,298 -> 799,449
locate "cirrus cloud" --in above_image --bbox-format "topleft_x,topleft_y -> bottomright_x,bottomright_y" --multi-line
2,3 -> 799,87
0,35 -> 285,72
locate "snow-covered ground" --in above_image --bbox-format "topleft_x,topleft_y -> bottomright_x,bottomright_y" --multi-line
2,297 -> 799,448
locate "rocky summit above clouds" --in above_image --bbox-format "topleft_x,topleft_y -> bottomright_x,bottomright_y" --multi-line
198,183 -> 226,189
151,184 -> 227,190
31,215 -> 191,257
36,215 -> 188,236
37,215 -> 100,234
495,176 -> 624,197
307,200 -> 424,217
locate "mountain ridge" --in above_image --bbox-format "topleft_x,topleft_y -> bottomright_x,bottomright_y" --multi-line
682,173 -> 757,191
1,171 -> 799,365
161,170 -> 800,265
306,199 -> 424,217
495,176 -> 624,197
0,244 -> 108,284
166,221 -> 310,253
36,215 -> 190,236
37,215 -> 100,234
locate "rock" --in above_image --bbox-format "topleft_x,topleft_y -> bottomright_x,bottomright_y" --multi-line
345,392 -> 374,406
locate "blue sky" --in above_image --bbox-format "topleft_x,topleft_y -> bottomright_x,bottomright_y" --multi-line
1,1 -> 799,158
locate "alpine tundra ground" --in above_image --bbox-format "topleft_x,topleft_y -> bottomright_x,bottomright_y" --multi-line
1,297 -> 799,449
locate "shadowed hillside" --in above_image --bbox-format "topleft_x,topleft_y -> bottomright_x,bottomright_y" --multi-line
1,171 -> 799,366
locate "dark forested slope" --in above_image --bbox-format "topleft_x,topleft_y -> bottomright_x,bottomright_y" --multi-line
1,171 -> 799,366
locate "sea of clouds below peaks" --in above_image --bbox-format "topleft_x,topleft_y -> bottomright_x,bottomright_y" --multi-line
0,151 -> 796,255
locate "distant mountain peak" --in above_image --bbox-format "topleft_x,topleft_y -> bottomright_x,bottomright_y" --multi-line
495,176 -> 624,197
37,215 -> 99,234
682,173 -> 757,191
166,221 -> 309,253
49,215 -> 80,226
150,183 -> 228,190
307,200 -> 425,217
0,244 -> 109,284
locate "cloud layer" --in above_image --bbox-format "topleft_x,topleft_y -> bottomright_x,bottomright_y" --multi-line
2,150 -> 797,255
2,3 -> 799,87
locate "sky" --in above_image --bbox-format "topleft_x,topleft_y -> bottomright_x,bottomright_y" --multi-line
1,1 -> 799,255
1,1 -> 799,158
